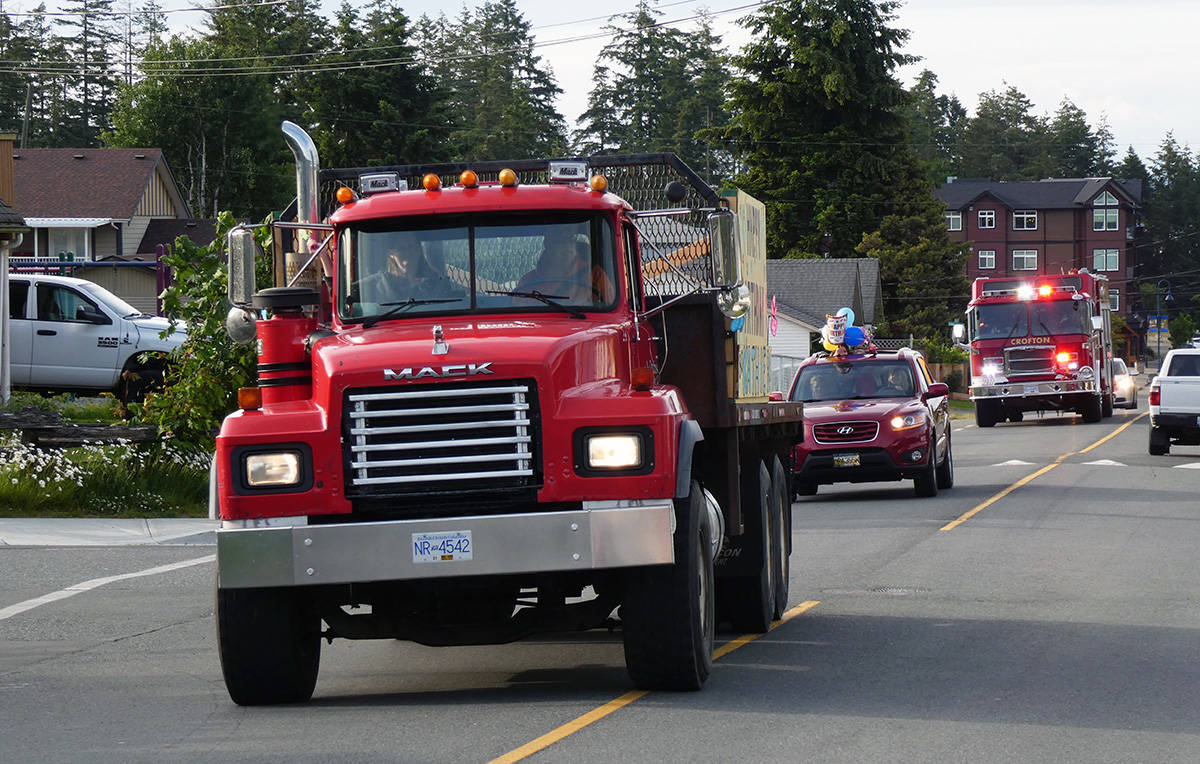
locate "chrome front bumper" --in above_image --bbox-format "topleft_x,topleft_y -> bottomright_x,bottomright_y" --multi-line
217,500 -> 675,589
970,378 -> 1096,400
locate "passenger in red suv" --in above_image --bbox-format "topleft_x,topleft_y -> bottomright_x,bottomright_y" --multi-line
788,349 -> 954,499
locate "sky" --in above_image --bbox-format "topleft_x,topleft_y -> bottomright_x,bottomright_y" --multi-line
7,0 -> 1198,160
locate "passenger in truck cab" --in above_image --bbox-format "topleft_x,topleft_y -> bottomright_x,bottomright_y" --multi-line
516,228 -> 614,304
377,235 -> 464,303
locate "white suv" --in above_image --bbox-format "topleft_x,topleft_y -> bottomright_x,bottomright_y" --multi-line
6,273 -> 186,400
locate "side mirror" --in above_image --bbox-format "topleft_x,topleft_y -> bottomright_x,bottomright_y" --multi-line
77,306 -> 110,325
708,209 -> 739,289
228,229 -> 259,306
924,382 -> 950,400
951,323 -> 966,342
1090,315 -> 1103,331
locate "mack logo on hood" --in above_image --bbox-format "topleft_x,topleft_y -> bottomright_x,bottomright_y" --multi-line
384,362 -> 494,380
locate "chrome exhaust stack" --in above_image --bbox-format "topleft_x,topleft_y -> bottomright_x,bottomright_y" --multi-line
281,121 -> 322,289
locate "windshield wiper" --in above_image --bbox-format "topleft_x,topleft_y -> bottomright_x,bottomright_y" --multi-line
361,297 -> 461,329
485,289 -> 586,319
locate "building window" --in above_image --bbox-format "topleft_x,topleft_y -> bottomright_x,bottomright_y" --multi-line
1109,288 -> 1120,312
978,250 -> 996,269
946,211 -> 962,231
1012,249 -> 1038,270
1093,191 -> 1119,231
1013,210 -> 1038,230
978,210 -> 995,229
1092,248 -> 1119,271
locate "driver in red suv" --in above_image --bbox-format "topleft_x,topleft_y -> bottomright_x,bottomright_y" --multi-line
787,348 -> 954,498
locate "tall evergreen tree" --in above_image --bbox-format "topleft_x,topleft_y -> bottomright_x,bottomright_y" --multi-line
54,0 -> 121,146
715,0 -> 917,259
437,0 -> 566,160
903,68 -> 965,186
298,0 -> 450,167
1145,134 -> 1200,287
1046,98 -> 1097,178
955,85 -> 1050,181
573,0 -> 730,176
1093,114 -> 1117,175
9,4 -> 67,147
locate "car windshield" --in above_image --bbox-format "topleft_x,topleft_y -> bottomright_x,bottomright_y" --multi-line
971,300 -> 1088,339
337,212 -> 618,323
791,360 -> 916,402
1112,358 -> 1128,376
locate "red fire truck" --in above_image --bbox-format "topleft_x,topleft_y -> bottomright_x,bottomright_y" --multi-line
211,122 -> 803,704
960,271 -> 1115,427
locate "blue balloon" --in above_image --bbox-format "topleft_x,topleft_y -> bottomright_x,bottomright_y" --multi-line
844,326 -> 865,346
836,306 -> 856,326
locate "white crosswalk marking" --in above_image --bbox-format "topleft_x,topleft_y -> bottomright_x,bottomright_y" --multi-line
992,459 -> 1035,466
1082,459 -> 1126,466
1171,462 -> 1200,469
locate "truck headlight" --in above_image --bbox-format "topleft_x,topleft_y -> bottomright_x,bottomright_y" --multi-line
574,427 -> 655,476
245,451 -> 301,487
587,435 -> 642,468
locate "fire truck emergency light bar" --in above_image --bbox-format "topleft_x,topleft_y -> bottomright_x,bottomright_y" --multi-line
980,283 -> 1079,299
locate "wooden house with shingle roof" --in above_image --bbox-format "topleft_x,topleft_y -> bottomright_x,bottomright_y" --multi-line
765,257 -> 883,359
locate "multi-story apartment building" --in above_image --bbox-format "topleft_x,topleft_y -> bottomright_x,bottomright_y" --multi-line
934,177 -> 1143,320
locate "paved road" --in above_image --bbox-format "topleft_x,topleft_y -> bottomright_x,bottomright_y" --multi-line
0,402 -> 1197,763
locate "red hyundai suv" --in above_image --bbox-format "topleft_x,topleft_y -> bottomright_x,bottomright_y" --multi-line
787,348 -> 954,498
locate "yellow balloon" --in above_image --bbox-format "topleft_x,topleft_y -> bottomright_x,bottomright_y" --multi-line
823,339 -> 838,352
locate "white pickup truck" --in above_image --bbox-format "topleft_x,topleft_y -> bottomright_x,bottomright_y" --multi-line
1148,347 -> 1200,455
6,273 -> 186,401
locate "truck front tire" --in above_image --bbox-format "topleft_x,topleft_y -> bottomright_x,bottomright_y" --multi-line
975,400 -> 998,428
622,480 -> 714,691
217,584 -> 321,705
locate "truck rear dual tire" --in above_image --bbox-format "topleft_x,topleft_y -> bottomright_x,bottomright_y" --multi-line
216,584 -> 321,705
1080,394 -> 1103,423
622,480 -> 714,691
720,460 -> 778,633
769,457 -> 791,621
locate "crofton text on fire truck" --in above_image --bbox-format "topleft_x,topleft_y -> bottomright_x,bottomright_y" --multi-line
211,122 -> 803,705
961,271 -> 1115,427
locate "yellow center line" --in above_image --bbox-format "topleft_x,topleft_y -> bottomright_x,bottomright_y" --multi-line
488,600 -> 821,764
941,411 -> 1149,531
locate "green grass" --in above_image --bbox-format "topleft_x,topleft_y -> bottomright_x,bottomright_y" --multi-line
949,397 -> 975,419
0,393 -> 209,517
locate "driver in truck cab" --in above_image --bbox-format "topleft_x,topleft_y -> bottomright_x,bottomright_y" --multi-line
516,227 -> 615,303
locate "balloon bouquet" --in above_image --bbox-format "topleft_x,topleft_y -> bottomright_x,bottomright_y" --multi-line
820,307 -> 872,357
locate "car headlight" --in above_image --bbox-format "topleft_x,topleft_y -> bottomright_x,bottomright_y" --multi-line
574,428 -> 655,475
890,412 -> 927,430
245,451 -> 301,487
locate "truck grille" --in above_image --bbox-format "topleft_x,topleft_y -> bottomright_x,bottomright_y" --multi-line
1005,346 -> 1054,376
813,421 -> 878,444
344,380 -> 539,494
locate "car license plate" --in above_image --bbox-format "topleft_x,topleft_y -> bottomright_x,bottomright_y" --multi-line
833,453 -> 860,468
1024,384 -> 1039,395
413,530 -> 473,563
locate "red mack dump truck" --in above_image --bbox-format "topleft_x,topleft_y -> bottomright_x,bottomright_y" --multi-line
212,122 -> 803,705
960,271 -> 1115,427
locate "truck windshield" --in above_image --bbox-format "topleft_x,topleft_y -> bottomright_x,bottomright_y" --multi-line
1029,300 -> 1088,336
971,303 -> 1028,340
338,212 -> 618,322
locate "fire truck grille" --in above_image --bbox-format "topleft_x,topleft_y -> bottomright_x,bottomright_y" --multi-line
813,421 -> 879,444
343,380 -> 539,494
1005,346 -> 1055,375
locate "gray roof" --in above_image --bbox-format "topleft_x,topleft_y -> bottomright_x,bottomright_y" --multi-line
935,177 -> 1143,211
0,196 -> 28,230
766,257 -> 881,330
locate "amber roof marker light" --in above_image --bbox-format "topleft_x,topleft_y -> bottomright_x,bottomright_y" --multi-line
460,169 -> 479,188
498,168 -> 518,187
422,173 -> 442,191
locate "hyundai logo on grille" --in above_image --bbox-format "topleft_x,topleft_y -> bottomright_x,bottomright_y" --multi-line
384,362 -> 494,380
837,425 -> 855,435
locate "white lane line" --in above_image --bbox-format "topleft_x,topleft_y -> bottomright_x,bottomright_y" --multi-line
992,459 -> 1035,466
1172,463 -> 1200,469
1082,459 -> 1126,466
0,555 -> 214,621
